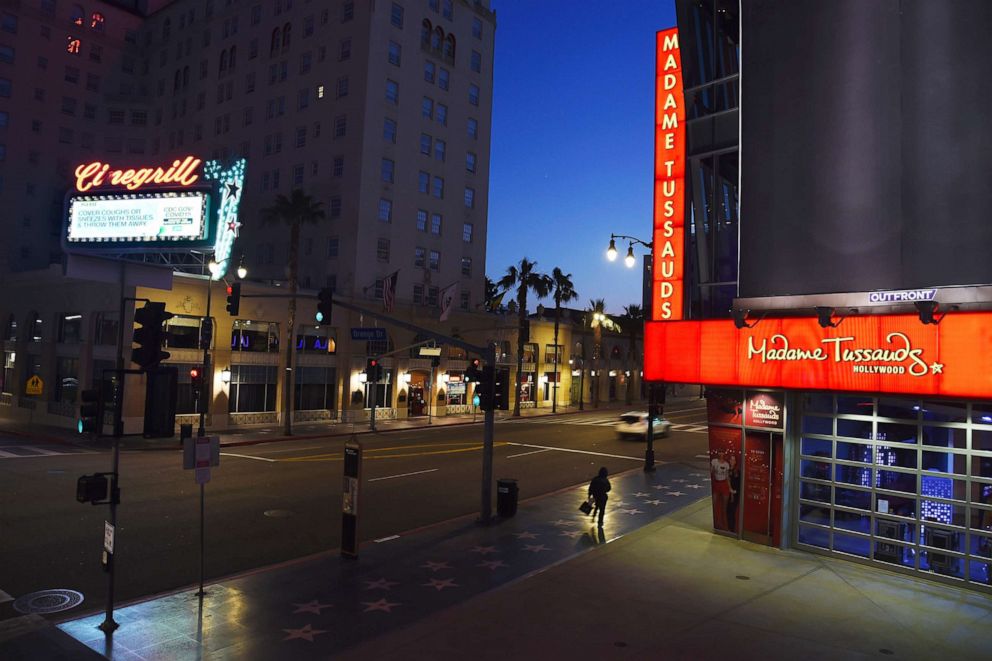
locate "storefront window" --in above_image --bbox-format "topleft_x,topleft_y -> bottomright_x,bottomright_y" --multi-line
175,363 -> 200,414
296,326 -> 336,353
364,370 -> 392,408
446,374 -> 465,405
296,366 -> 336,410
167,315 -> 204,349
232,320 -> 279,353
57,313 -> 82,344
54,357 -> 78,403
229,364 -> 278,412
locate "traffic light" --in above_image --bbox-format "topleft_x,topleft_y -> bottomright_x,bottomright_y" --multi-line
316,287 -> 333,323
365,358 -> 379,382
477,365 -> 495,411
190,367 -> 203,396
465,358 -> 482,382
78,388 -> 101,434
131,302 -> 172,370
226,282 -> 241,316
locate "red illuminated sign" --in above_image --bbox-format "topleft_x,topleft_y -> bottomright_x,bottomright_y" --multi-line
74,156 -> 202,192
652,27 -> 686,320
645,314 -> 992,399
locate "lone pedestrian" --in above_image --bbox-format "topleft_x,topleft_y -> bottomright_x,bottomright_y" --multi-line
588,466 -> 612,528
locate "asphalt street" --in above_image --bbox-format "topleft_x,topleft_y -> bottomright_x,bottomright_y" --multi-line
0,403 -> 708,622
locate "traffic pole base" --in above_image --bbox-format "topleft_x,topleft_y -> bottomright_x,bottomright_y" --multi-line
98,618 -> 119,634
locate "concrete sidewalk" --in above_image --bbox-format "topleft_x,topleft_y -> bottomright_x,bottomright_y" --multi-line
342,501 -> 992,661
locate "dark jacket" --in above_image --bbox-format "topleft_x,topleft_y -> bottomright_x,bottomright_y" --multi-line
588,475 -> 611,504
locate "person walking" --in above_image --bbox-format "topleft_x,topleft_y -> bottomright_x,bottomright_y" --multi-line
588,466 -> 612,528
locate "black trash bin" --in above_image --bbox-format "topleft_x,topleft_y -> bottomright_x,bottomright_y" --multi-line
496,478 -> 519,518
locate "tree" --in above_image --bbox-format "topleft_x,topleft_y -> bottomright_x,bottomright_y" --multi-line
261,189 -> 326,436
620,304 -> 644,405
587,298 -> 620,408
497,258 -> 552,416
484,276 -> 502,311
550,268 -> 577,413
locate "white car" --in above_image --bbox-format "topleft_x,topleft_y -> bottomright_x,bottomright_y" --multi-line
615,412 -> 672,441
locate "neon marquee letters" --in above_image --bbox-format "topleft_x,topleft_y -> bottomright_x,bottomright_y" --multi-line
74,156 -> 202,192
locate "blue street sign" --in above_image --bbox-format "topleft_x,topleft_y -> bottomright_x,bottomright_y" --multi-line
351,327 -> 387,341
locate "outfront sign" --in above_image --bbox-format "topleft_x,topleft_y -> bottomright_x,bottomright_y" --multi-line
652,27 -> 686,321
66,192 -> 210,245
644,313 -> 992,399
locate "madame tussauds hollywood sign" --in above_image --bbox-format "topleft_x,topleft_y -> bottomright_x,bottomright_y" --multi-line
747,332 -> 942,377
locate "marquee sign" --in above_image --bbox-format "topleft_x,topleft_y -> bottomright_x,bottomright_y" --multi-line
644,314 -> 992,399
652,27 -> 686,320
63,156 -> 246,281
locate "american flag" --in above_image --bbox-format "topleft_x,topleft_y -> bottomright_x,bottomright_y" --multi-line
383,270 -> 399,312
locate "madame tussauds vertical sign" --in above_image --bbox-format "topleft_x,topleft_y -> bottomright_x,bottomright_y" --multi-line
652,27 -> 686,320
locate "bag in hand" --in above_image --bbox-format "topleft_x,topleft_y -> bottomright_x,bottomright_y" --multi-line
579,499 -> 593,515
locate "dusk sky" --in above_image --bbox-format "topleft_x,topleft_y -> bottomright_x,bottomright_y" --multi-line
486,0 -> 677,314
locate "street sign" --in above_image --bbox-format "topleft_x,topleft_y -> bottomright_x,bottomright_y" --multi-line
25,375 -> 44,396
104,521 -> 115,554
419,346 -> 442,356
183,435 -> 220,470
350,327 -> 387,341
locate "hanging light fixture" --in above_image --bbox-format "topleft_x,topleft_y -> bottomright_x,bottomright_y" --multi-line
606,238 -> 618,261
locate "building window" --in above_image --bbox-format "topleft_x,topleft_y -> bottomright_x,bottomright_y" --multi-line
377,238 -> 391,262
417,209 -> 428,231
385,79 -> 399,104
333,156 -> 344,177
339,38 -> 351,60
336,75 -> 349,97
434,139 -> 446,162
460,291 -> 470,310
66,36 -> 81,55
436,103 -> 447,126
342,2 -> 354,22
54,357 -> 79,403
420,133 -> 432,155
3,314 -> 15,342
422,96 -> 433,119
418,171 -> 430,194
471,50 -> 482,73
432,176 -> 444,199
462,222 -> 474,243
468,117 -> 478,139
444,33 -> 455,60
429,250 -> 440,272
334,114 -> 347,137
1,351 -> 14,394
466,152 -> 477,173
427,286 -> 439,306
415,247 -> 426,268
464,187 -> 475,209
1,12 -> 17,34
424,61 -> 435,83
0,77 -> 10,97
328,236 -> 339,257
388,41 -> 401,66
390,2 -> 404,28
472,17 -> 482,39
443,0 -> 454,20
295,366 -> 337,411
231,320 -> 279,354
431,213 -> 442,235
381,158 -> 395,183
461,257 -> 472,277
469,84 -> 479,106
384,117 -> 397,143
378,198 -> 392,222
330,196 -> 342,218
0,45 -> 13,64
229,365 -> 278,412
413,284 -> 424,304
93,312 -> 118,345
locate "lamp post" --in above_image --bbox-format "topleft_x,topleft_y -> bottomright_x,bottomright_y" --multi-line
605,233 -> 657,472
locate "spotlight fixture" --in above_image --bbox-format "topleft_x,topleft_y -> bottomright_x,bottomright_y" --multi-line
815,306 -> 840,328
914,301 -> 944,325
732,308 -> 755,329
606,238 -> 618,261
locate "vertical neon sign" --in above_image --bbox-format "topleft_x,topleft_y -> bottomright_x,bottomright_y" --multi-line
652,27 -> 685,320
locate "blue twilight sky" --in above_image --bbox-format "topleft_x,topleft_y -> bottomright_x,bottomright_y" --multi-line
485,0 -> 677,315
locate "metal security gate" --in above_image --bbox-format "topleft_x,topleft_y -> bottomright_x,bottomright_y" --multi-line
794,393 -> 992,591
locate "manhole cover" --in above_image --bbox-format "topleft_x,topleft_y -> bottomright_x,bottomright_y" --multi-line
13,589 -> 84,614
264,509 -> 294,518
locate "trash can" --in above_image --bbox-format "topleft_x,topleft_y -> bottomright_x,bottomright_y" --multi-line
496,478 -> 518,518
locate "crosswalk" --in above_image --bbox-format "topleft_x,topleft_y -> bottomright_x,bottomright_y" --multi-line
0,445 -> 95,459
501,414 -> 709,433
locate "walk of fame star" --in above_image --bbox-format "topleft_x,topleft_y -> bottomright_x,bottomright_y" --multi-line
423,577 -> 459,591
522,544 -> 550,553
282,623 -> 326,642
421,560 -> 452,572
470,545 -> 497,555
364,578 -> 398,590
362,598 -> 401,613
477,559 -> 508,570
292,600 -> 333,615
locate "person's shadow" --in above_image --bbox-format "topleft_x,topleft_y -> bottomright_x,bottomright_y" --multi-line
578,526 -> 607,548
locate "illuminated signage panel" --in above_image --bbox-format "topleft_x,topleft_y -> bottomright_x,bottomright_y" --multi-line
644,314 -> 992,399
66,192 -> 209,245
652,27 -> 686,321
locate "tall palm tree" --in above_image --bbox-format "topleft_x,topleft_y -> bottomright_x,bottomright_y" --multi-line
261,189 -> 326,436
550,268 -> 577,413
497,258 -> 552,416
620,304 -> 644,405
587,298 -> 620,408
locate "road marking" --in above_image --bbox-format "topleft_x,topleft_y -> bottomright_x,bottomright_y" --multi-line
282,442 -> 509,463
369,468 -> 438,482
695,454 -> 710,459
374,535 -> 400,543
220,452 -> 278,463
505,442 -> 645,462
257,445 -> 322,454
506,448 -> 552,459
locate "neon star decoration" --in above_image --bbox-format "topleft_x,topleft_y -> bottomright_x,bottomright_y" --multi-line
203,158 -> 247,280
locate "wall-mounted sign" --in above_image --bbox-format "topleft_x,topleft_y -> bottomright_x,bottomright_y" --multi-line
652,27 -> 686,321
645,313 -> 992,399
744,392 -> 784,430
66,192 -> 210,245
867,289 -> 936,304
74,156 -> 202,192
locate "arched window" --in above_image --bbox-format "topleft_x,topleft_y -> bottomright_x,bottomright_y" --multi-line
26,311 -> 43,343
444,33 -> 456,60
90,12 -> 105,31
421,19 -> 432,46
219,49 -> 228,73
173,69 -> 181,91
4,314 -> 16,341
281,22 -> 291,49
70,4 -> 85,26
431,26 -> 443,51
228,45 -> 237,70
270,27 -> 280,55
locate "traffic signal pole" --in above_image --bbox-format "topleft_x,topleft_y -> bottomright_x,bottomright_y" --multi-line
198,276 -> 212,437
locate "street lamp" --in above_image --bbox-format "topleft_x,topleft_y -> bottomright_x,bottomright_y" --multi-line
208,260 -> 220,276
606,238 -> 618,261
605,233 -> 653,268
624,244 -> 636,268
236,254 -> 248,280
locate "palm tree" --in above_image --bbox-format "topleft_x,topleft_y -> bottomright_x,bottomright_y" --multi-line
587,298 -> 621,408
620,304 -> 644,405
550,268 -> 577,413
261,189 -> 326,436
497,258 -> 552,416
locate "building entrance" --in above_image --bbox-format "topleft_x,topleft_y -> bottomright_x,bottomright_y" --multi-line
407,373 -> 428,417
